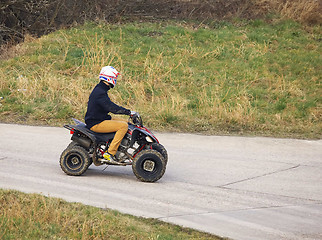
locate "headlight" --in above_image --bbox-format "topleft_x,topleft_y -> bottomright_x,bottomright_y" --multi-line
146,136 -> 153,143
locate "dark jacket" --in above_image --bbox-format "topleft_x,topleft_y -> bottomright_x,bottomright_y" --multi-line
85,81 -> 131,129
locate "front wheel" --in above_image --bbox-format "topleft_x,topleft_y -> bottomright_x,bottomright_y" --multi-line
132,149 -> 166,182
146,143 -> 168,165
60,146 -> 91,176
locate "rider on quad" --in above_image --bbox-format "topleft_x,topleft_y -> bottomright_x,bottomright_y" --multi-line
85,66 -> 136,164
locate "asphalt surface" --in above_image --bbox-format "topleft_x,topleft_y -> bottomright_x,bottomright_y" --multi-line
0,123 -> 321,240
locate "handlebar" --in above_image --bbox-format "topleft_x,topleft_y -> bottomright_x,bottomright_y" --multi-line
130,112 -> 143,127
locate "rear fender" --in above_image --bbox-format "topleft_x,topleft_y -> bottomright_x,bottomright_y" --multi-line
64,124 -> 96,145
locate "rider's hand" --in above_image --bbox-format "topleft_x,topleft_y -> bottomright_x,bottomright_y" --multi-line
130,111 -> 137,116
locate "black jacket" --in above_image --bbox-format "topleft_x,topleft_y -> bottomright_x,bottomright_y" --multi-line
85,81 -> 131,129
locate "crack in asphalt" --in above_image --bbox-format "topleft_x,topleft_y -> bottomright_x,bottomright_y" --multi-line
157,201 -> 322,220
219,186 -> 322,202
218,164 -> 301,188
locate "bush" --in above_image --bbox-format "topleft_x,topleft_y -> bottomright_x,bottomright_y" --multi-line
1,0 -> 320,48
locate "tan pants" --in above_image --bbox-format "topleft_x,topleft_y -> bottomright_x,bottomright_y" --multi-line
90,117 -> 128,155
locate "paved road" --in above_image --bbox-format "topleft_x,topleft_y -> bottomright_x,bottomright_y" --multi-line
0,123 -> 321,240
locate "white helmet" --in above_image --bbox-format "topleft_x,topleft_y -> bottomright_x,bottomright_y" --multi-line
99,66 -> 120,87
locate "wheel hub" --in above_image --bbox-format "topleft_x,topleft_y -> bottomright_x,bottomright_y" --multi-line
71,157 -> 80,165
143,160 -> 155,172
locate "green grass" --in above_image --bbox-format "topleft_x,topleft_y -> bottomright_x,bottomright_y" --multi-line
0,20 -> 321,138
0,189 -> 222,240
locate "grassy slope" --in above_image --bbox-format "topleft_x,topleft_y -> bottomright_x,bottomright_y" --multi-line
0,189 -> 222,239
0,20 -> 321,138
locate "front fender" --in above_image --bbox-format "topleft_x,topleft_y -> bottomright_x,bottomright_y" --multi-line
129,128 -> 158,147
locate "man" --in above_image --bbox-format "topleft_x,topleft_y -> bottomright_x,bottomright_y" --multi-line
85,66 -> 135,163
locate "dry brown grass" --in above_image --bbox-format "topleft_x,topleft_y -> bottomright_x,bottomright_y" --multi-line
0,35 -> 35,60
255,0 -> 321,24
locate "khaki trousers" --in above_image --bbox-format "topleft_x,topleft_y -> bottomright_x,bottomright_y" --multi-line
90,117 -> 128,155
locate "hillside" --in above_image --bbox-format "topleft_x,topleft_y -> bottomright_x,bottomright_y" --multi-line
0,19 -> 321,138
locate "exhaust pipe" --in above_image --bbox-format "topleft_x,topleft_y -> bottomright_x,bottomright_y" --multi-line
71,134 -> 91,149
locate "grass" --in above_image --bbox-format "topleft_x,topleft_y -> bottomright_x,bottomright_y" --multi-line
0,19 -> 321,138
255,0 -> 321,24
0,189 -> 222,240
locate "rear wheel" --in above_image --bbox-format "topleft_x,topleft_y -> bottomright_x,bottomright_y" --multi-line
67,141 -> 79,149
66,141 -> 93,166
60,146 -> 91,176
132,149 -> 166,182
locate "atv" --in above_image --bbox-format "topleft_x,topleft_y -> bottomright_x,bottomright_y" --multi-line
60,113 -> 168,182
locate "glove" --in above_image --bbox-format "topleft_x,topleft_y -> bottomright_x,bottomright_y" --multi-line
130,111 -> 137,116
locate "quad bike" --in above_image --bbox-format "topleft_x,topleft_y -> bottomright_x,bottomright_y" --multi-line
60,113 -> 168,182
